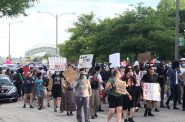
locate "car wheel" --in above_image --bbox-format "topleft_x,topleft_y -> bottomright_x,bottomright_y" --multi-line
12,98 -> 18,102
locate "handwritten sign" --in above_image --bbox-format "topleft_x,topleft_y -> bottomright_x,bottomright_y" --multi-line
138,52 -> 152,62
78,54 -> 93,69
109,53 -> 120,68
114,79 -> 127,95
63,67 -> 78,83
143,83 -> 161,101
48,57 -> 67,71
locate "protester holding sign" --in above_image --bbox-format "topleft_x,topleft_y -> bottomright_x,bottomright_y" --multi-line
142,66 -> 159,117
105,70 -> 129,122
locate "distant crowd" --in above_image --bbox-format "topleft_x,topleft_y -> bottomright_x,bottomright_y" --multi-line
0,60 -> 185,122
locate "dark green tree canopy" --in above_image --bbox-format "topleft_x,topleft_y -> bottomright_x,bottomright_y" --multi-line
0,0 -> 38,17
59,1 -> 185,63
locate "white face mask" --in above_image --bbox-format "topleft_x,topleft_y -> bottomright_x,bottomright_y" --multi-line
80,74 -> 87,80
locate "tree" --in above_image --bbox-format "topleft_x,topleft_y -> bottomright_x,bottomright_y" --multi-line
0,0 -> 38,17
59,2 -> 184,63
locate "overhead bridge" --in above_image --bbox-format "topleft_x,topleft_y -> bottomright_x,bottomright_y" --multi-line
25,43 -> 57,57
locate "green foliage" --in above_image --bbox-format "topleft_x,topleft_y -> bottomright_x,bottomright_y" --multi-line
59,1 -> 185,63
0,0 -> 38,17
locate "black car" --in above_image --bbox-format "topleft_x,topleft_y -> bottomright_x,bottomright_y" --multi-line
0,74 -> 18,102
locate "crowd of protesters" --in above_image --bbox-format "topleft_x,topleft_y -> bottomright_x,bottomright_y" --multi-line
1,59 -> 185,122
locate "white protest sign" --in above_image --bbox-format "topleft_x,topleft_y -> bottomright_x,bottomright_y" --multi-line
78,54 -> 93,69
48,57 -> 67,71
143,83 -> 161,101
109,53 -> 120,68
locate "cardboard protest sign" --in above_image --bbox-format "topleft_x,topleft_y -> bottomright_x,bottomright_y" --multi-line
78,54 -> 93,69
63,67 -> 78,82
143,83 -> 161,101
109,53 -> 120,68
114,79 -> 127,95
48,57 -> 67,71
138,52 -> 152,62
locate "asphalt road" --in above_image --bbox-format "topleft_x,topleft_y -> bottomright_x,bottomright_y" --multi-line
0,100 -> 184,122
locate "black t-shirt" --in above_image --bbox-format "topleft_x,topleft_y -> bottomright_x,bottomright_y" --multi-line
142,73 -> 158,83
122,75 -> 135,96
52,74 -> 62,89
23,77 -> 34,91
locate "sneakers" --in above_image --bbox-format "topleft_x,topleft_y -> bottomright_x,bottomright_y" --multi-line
160,105 -> 166,108
155,108 -> 160,112
54,108 -> 57,112
70,111 -> 73,116
94,113 -> 98,118
91,116 -> 95,119
178,101 -> 182,105
67,112 -> 70,116
30,105 -> 34,108
128,117 -> 135,122
23,104 -> 26,108
98,109 -> 104,112
124,119 -> 128,122
38,106 -> 42,110
173,107 -> 180,110
148,109 -> 154,116
166,103 -> 170,109
134,107 -> 139,112
144,108 -> 149,117
47,103 -> 50,107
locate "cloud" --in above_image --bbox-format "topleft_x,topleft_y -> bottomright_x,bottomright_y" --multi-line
0,0 -> 159,58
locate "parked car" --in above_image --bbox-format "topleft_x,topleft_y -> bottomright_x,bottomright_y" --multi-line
0,74 -> 18,102
3,64 -> 17,73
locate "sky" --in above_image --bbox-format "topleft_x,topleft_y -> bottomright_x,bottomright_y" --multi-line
0,0 -> 160,58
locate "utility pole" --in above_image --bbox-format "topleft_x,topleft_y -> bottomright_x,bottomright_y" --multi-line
175,0 -> 180,60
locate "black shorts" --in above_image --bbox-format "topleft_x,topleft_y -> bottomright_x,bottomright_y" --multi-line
24,88 -> 33,94
135,86 -> 142,95
52,88 -> 62,98
108,95 -> 123,108
122,95 -> 134,110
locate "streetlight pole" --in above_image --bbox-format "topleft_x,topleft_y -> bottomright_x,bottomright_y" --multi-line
6,21 -> 22,58
9,22 -> 11,58
175,0 -> 180,60
38,12 -> 75,56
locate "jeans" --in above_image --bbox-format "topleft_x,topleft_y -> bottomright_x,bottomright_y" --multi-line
159,79 -> 165,106
76,96 -> 90,122
90,90 -> 100,116
183,86 -> 185,109
166,85 -> 179,107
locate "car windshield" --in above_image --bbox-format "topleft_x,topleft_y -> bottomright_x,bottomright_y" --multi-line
0,77 -> 12,86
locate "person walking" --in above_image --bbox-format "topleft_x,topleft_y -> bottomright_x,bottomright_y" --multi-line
23,72 -> 34,108
106,70 -> 129,122
64,80 -> 76,116
166,61 -> 182,110
156,63 -> 166,108
122,66 -> 135,122
50,71 -> 64,112
74,68 -> 92,122
89,70 -> 100,119
34,72 -> 44,110
142,66 -> 159,117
